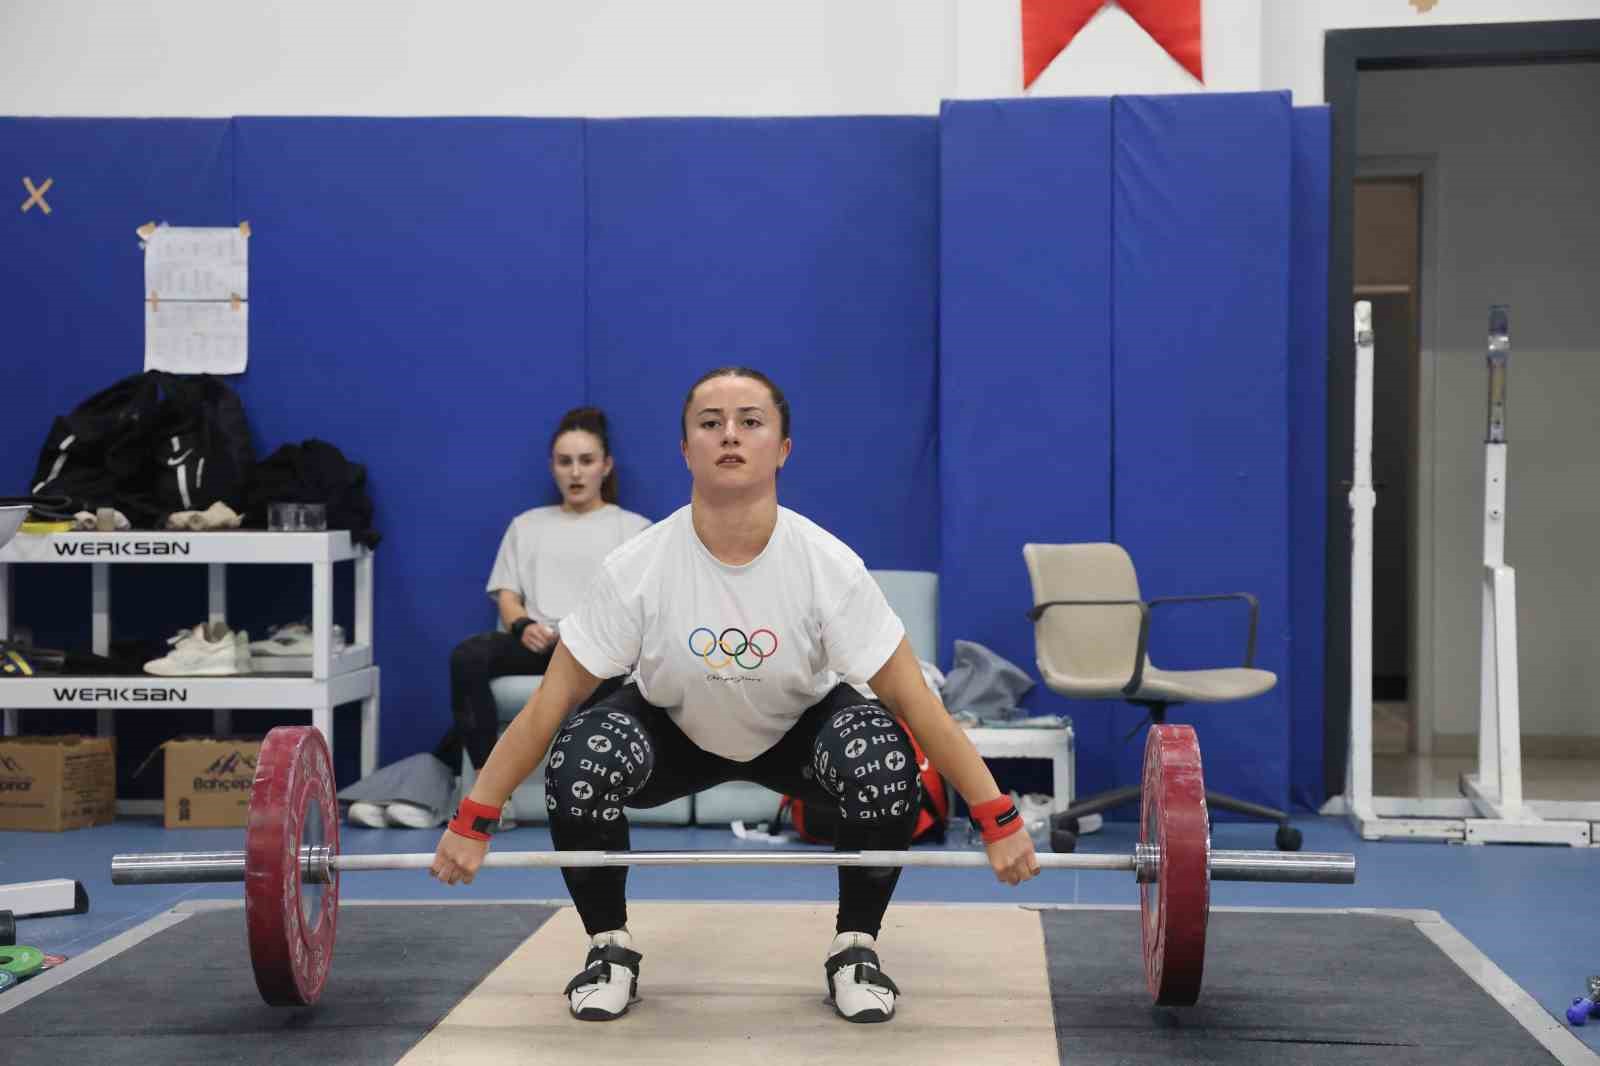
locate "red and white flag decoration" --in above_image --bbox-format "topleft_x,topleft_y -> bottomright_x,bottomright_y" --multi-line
1021,0 -> 1204,89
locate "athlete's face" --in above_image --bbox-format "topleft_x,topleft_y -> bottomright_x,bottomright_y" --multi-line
550,429 -> 611,513
681,376 -> 790,492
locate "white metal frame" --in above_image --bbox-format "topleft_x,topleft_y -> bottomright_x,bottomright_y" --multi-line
1327,303 -> 1598,845
0,531 -> 380,805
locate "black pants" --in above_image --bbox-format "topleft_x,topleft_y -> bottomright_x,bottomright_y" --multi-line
545,682 -> 922,938
444,632 -> 620,770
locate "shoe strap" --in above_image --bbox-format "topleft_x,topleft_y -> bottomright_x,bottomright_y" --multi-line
562,944 -> 642,995
825,946 -> 901,996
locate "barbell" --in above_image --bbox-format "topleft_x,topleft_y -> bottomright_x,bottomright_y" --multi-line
110,723 -> 1355,1009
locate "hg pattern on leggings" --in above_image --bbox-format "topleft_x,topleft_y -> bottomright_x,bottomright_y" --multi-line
544,709 -> 656,823
545,699 -> 920,824
811,704 -> 922,823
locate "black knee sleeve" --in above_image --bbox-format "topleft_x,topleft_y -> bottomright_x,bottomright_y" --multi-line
545,708 -> 654,825
812,704 -> 922,825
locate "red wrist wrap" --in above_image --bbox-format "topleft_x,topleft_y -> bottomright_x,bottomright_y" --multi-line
968,794 -> 1024,844
448,797 -> 501,841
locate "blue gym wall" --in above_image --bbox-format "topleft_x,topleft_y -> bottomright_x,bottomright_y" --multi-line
938,93 -> 1327,814
0,97 -> 1328,811
584,117 -> 940,568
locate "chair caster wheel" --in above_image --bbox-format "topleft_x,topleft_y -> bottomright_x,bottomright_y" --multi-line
1051,828 -> 1079,853
1275,825 -> 1303,851
1050,813 -> 1080,835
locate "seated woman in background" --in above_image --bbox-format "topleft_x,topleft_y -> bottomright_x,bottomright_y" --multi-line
348,406 -> 650,829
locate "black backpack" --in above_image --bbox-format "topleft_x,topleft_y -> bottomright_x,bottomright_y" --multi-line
30,372 -> 164,518
148,373 -> 255,518
30,371 -> 255,527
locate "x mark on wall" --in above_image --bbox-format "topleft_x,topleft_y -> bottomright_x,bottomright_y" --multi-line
21,176 -> 54,215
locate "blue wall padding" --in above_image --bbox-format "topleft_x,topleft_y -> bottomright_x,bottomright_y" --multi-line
3,100 -> 1331,800
0,120 -> 237,790
1111,93 -> 1294,812
936,98 -> 1124,800
234,119 -> 589,765
1289,106 -> 1330,810
583,118 -> 940,572
0,119 -> 234,493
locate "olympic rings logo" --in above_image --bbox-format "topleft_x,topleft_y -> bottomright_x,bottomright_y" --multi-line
688,626 -> 779,670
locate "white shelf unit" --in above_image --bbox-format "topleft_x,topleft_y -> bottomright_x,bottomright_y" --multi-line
0,531 -> 380,805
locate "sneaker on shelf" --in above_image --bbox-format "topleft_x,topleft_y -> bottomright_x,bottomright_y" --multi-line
563,929 -> 641,1021
145,622 -> 245,676
347,801 -> 388,829
498,799 -> 518,831
384,801 -> 443,829
824,931 -> 898,1023
249,621 -> 347,658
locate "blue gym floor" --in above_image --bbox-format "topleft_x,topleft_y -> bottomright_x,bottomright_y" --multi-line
3,813 -> 1597,1052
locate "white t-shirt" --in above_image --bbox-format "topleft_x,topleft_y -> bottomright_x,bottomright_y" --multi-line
485,504 -> 651,627
560,505 -> 906,761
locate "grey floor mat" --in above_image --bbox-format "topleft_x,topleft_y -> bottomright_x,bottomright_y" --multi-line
0,903 -> 558,1066
1041,908 -> 1563,1065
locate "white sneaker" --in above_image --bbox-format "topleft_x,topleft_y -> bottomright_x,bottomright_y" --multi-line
498,799 -> 518,831
347,801 -> 388,828
384,801 -> 443,829
825,932 -> 898,1023
144,622 -> 244,676
564,929 -> 641,1021
249,621 -> 347,657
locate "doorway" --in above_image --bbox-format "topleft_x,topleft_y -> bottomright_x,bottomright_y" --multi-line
1321,19 -> 1600,799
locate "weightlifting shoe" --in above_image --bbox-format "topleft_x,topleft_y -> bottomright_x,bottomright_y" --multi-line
825,931 -> 898,1023
564,929 -> 641,1020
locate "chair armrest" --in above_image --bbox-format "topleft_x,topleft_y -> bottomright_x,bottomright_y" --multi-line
1025,598 -> 1153,695
1146,593 -> 1260,667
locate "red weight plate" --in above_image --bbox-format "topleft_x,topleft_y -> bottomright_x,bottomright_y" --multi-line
245,726 -> 340,1006
1139,723 -> 1209,1005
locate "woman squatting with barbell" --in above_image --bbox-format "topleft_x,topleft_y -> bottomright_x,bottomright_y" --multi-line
430,366 -> 1040,1023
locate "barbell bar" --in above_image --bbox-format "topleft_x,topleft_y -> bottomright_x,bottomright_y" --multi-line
108,723 -> 1357,1010
112,844 -> 1354,884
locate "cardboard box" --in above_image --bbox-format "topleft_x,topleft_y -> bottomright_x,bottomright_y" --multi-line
0,735 -> 116,832
162,737 -> 262,828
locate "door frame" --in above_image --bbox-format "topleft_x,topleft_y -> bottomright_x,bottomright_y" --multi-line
1322,19 -> 1600,795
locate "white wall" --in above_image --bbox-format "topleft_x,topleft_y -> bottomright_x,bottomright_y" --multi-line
0,0 -> 955,117
4,1 -> 1595,115
1358,62 -> 1600,739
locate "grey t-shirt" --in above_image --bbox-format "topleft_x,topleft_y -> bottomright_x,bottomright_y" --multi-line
485,503 -> 651,628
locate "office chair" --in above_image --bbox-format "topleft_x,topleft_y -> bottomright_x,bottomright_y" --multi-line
1022,542 -> 1299,852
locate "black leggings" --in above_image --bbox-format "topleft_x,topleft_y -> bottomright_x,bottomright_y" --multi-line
444,632 -> 620,769
545,683 -> 923,938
